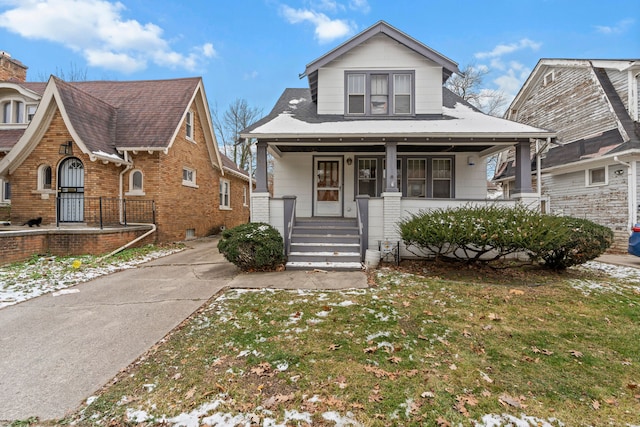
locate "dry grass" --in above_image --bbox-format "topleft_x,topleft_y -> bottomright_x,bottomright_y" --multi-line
59,259 -> 640,426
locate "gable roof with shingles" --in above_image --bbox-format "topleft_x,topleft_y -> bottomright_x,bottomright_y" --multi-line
218,150 -> 250,181
495,59 -> 640,180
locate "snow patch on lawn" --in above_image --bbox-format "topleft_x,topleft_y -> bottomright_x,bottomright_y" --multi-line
475,413 -> 564,426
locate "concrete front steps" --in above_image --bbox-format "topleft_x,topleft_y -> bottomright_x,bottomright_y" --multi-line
286,217 -> 363,271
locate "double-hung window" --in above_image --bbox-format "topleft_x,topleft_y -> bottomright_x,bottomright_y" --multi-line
219,179 -> 230,209
185,110 -> 194,140
346,71 -> 413,116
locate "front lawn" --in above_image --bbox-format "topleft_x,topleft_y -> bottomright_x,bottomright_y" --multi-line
65,261 -> 640,426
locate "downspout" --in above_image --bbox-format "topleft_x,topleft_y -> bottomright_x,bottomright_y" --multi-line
99,151 -> 157,260
614,156 -> 636,233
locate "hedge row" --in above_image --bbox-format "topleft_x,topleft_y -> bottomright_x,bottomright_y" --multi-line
398,204 -> 613,269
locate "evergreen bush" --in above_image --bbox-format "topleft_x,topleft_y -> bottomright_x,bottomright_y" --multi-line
399,204 -> 612,269
217,222 -> 285,271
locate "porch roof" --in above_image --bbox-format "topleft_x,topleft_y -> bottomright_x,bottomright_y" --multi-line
241,88 -> 555,153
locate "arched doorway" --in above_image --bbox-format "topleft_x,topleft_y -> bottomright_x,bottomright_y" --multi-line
58,157 -> 84,222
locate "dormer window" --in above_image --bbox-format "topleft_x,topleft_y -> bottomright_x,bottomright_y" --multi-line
345,71 -> 414,116
2,100 -> 30,124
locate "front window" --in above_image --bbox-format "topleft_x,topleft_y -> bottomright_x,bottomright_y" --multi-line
220,179 -> 230,209
432,158 -> 452,198
370,74 -> 388,115
356,156 -> 454,198
347,74 -> 365,114
345,71 -> 414,116
357,158 -> 377,197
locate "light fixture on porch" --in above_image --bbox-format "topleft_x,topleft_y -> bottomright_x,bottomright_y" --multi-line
346,157 -> 353,166
59,141 -> 73,155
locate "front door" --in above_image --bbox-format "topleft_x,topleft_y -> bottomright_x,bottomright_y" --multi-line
314,157 -> 342,216
58,157 -> 85,222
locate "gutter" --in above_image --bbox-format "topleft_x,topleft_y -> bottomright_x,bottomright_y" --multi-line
614,156 -> 637,233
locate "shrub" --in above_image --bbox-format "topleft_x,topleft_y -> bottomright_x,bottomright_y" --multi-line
399,204 -> 548,262
399,205 -> 612,269
531,216 -> 614,270
217,223 -> 285,271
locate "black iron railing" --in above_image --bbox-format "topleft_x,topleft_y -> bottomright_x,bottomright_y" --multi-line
56,196 -> 155,228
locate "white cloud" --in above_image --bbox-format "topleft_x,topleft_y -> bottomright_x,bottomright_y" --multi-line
281,4 -> 355,43
475,38 -> 541,59
595,18 -> 635,34
0,0 -> 215,73
348,0 -> 370,13
243,70 -> 259,80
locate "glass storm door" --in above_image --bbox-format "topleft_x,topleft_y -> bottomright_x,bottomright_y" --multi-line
58,157 -> 85,222
314,157 -> 342,216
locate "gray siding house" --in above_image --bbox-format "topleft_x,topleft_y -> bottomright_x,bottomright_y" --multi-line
494,59 -> 640,251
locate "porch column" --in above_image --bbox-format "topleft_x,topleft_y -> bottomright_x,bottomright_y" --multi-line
384,141 -> 399,192
513,140 -> 539,208
514,141 -> 534,194
255,140 -> 269,193
382,191 -> 402,243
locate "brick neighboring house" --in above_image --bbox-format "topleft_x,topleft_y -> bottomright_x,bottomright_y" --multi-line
494,59 -> 640,251
0,51 -> 250,249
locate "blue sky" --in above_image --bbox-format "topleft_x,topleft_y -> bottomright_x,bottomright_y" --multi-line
0,0 -> 638,116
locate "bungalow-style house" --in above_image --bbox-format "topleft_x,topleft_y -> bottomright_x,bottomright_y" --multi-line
494,59 -> 640,251
0,51 -> 250,259
241,21 -> 555,269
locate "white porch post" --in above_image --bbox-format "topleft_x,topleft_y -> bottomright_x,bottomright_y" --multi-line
382,191 -> 402,244
251,193 -> 270,223
251,140 -> 270,223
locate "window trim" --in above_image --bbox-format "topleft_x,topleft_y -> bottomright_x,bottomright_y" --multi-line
219,178 -> 231,209
37,164 -> 53,191
1,99 -> 29,124
586,166 -> 607,187
125,169 -> 145,196
242,185 -> 248,206
185,110 -> 194,141
344,70 -> 415,117
543,70 -> 555,86
354,155 -> 455,198
182,166 -> 198,188
0,178 -> 10,203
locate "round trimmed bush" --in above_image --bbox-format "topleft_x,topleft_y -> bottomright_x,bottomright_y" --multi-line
217,222 -> 285,271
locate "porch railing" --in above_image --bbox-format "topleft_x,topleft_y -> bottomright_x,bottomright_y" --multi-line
356,195 -> 370,261
282,196 -> 297,256
56,197 -> 155,228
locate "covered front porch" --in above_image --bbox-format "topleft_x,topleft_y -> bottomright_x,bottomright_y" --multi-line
249,137 -> 540,267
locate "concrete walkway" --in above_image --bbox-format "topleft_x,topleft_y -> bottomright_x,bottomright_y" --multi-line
0,236 -> 367,422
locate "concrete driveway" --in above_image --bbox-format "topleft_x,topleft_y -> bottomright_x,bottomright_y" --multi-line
0,236 -> 367,422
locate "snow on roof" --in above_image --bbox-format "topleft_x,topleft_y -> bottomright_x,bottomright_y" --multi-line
248,102 -> 554,139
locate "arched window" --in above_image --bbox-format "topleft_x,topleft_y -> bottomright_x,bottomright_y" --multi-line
37,164 -> 52,190
126,169 -> 145,196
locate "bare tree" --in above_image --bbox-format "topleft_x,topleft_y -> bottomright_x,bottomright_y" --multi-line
212,98 -> 263,171
445,63 -> 506,117
37,63 -> 88,82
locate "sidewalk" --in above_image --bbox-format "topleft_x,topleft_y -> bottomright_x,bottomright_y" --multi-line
0,237 -> 367,422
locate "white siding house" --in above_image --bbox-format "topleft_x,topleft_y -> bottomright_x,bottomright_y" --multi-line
242,21 -> 555,269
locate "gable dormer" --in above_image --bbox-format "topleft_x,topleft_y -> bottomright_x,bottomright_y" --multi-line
300,21 -> 460,117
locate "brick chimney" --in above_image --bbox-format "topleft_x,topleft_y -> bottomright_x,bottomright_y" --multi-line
0,51 -> 27,82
